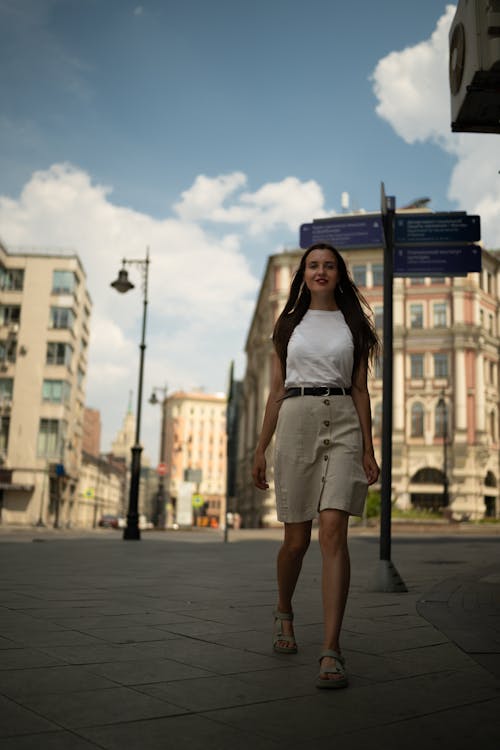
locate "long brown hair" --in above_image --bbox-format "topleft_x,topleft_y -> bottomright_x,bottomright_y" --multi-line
273,243 -> 380,379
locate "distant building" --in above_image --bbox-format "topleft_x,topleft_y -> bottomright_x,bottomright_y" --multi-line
109,396 -> 154,522
110,394 -> 135,460
237,227 -> 500,526
0,239 -> 91,526
82,407 -> 101,457
75,451 -> 126,527
162,391 -> 227,526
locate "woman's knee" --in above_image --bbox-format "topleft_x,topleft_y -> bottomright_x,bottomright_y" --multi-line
282,533 -> 311,560
318,511 -> 349,552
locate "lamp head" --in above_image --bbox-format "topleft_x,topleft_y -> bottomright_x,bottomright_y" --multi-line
111,269 -> 134,294
149,392 -> 158,405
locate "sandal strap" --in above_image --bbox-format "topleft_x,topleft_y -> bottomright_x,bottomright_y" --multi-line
318,649 -> 345,666
273,634 -> 296,645
274,610 -> 294,621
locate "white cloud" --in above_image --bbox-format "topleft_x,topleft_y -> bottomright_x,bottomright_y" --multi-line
371,4 -> 500,248
372,5 -> 456,149
174,172 -> 327,234
0,164 -> 326,456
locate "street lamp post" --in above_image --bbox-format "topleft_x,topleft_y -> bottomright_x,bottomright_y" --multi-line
149,385 -> 168,529
111,248 -> 150,541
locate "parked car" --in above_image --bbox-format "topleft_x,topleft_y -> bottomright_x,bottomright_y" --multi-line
98,514 -> 119,528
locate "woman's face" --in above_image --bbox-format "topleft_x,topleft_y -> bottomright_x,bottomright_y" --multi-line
303,248 -> 340,295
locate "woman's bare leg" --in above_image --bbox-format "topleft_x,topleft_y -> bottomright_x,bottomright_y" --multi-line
318,509 -> 350,680
275,520 -> 312,649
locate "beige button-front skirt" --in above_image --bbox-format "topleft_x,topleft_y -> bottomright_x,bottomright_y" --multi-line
273,395 -> 368,522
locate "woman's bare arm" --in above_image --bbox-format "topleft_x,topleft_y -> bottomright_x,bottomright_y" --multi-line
351,357 -> 380,485
252,353 -> 286,490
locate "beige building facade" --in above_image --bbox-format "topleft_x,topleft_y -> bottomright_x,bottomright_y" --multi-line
74,451 -> 126,527
0,240 -> 91,526
236,230 -> 500,527
162,391 -> 227,526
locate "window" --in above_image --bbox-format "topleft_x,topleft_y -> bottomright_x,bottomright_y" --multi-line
0,340 -> 17,363
46,342 -> 73,367
435,402 -> 448,438
374,357 -> 383,379
410,276 -> 425,285
410,304 -> 423,328
490,411 -> 497,441
0,378 -> 13,400
0,416 -> 9,453
37,419 -> 65,457
42,380 -> 71,404
50,307 -> 75,330
0,267 -> 24,291
433,303 -> 447,327
410,354 -> 424,379
411,403 -> 424,437
372,264 -> 384,286
0,305 -> 21,325
434,353 -> 449,378
374,305 -> 383,330
52,270 -> 77,294
487,272 -> 494,296
77,367 -> 85,388
352,265 -> 367,287
431,276 -> 446,285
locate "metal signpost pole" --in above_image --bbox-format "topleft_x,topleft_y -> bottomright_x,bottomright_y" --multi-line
369,184 -> 407,592
224,360 -> 235,544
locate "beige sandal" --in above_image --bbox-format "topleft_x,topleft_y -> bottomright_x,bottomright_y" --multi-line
316,649 -> 348,689
272,610 -> 298,654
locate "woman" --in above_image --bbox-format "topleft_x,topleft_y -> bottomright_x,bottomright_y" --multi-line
252,242 -> 380,689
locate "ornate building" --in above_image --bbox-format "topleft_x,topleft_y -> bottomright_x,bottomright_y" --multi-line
236,230 -> 500,527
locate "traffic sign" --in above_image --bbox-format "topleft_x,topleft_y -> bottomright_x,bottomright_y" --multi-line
300,215 -> 384,249
192,493 -> 204,509
157,462 -> 167,476
394,213 -> 480,244
394,244 -> 481,276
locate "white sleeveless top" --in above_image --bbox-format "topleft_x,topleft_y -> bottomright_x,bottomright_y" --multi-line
284,309 -> 354,388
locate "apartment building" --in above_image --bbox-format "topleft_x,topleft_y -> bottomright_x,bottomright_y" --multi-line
0,240 -> 91,526
162,391 -> 227,526
236,235 -> 500,527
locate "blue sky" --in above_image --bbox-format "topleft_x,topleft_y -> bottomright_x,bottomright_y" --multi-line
2,0 -> 455,225
1,1 -> 498,461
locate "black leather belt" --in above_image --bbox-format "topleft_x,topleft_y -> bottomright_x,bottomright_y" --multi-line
285,386 -> 352,397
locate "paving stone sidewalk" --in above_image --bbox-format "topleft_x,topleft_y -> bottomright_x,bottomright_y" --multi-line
0,528 -> 498,749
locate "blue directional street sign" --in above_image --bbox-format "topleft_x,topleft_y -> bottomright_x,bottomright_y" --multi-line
394,213 -> 480,244
300,215 -> 384,249
394,244 -> 482,277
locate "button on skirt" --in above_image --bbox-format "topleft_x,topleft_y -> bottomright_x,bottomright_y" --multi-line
273,395 -> 368,522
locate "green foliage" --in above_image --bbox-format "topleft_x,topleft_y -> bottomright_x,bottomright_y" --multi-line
365,491 -> 381,518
